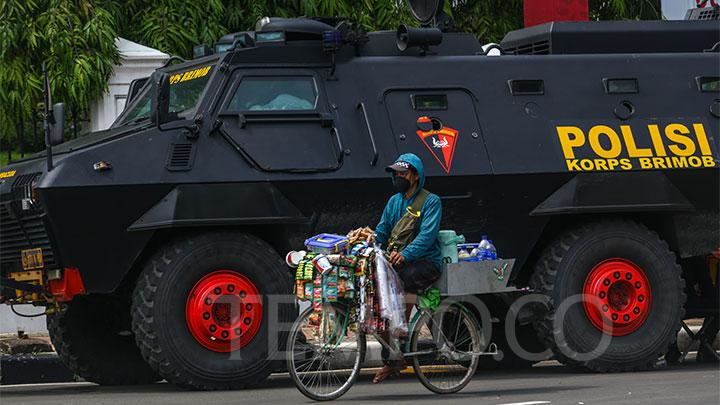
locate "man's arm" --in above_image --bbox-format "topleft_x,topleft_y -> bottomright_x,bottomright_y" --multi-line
400,195 -> 441,262
374,197 -> 395,248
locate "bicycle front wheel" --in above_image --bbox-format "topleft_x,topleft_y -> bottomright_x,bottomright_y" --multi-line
410,304 -> 482,394
287,304 -> 365,401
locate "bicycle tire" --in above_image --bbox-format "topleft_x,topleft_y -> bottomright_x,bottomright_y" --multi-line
410,304 -> 481,394
287,305 -> 366,401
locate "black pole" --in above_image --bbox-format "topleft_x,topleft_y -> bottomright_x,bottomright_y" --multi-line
42,62 -> 53,171
19,120 -> 24,158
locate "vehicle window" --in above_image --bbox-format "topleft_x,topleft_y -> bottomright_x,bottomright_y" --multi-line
114,86 -> 151,126
168,65 -> 214,117
227,76 -> 317,111
113,64 -> 214,126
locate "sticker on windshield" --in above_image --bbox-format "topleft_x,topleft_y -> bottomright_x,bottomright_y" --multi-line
169,65 -> 213,85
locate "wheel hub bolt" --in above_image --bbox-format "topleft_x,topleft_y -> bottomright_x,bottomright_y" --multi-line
638,295 -> 645,302
203,312 -> 211,320
214,287 -> 222,295
227,284 -> 235,292
625,273 -> 632,280
205,297 -> 212,305
612,313 -> 618,320
613,272 -> 620,279
244,317 -> 251,325
209,325 -> 217,332
604,279 -> 611,286
634,307 -> 640,314
239,291 -> 247,298
221,331 -> 229,339
623,314 -> 630,321
245,303 -> 253,311
602,304 -> 609,312
599,291 -> 606,298
235,328 -> 242,336
635,282 -> 641,289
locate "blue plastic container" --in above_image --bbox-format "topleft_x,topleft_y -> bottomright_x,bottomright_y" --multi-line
304,233 -> 349,254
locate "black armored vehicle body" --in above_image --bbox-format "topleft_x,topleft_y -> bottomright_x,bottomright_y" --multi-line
1,2 -> 719,389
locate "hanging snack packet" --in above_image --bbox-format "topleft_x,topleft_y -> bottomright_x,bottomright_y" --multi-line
296,280 -> 306,300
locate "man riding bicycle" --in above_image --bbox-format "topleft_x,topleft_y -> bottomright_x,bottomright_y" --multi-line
370,153 -> 443,383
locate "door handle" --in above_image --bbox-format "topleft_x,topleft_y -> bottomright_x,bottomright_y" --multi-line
357,102 -> 379,166
331,127 -> 344,165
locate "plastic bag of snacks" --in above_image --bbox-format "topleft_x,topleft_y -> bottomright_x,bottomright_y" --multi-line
374,251 -> 407,336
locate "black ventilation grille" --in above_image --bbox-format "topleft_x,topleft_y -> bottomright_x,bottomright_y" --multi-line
503,40 -> 550,55
166,143 -> 196,171
0,203 -> 56,270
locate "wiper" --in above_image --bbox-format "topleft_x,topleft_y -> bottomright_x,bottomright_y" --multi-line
119,116 -> 150,127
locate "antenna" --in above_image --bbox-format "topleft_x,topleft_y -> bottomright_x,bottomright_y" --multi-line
42,62 -> 54,171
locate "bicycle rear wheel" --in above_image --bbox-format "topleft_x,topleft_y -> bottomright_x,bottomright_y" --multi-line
410,304 -> 482,394
287,304 -> 365,401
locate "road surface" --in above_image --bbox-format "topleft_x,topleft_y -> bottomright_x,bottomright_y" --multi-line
2,360 -> 718,405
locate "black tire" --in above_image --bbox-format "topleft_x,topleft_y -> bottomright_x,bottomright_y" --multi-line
131,232 -> 295,390
530,220 -> 686,372
47,294 -> 160,385
287,305 -> 366,401
412,305 -> 481,394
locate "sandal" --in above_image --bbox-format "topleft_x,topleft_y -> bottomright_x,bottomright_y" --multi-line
372,365 -> 401,384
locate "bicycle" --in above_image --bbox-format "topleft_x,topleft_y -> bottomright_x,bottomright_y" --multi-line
287,296 -> 496,401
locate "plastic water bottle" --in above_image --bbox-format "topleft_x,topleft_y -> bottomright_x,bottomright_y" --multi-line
486,240 -> 497,260
476,235 -> 490,260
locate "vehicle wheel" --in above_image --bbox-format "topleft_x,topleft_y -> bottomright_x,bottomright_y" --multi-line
132,232 -> 295,390
47,294 -> 160,385
530,220 -> 686,372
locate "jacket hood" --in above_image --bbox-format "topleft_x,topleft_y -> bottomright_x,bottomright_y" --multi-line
394,153 -> 425,198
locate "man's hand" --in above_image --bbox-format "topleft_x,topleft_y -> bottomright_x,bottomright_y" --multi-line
388,251 -> 405,267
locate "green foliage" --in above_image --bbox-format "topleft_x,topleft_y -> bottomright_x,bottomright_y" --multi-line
0,0 -> 119,152
0,0 -> 666,161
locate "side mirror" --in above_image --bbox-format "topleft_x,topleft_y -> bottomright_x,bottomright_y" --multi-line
49,102 -> 65,146
152,72 -> 171,125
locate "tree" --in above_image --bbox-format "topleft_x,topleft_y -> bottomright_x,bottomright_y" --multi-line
0,0 -> 119,158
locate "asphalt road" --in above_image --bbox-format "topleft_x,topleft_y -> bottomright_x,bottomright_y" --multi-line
2,360 -> 718,405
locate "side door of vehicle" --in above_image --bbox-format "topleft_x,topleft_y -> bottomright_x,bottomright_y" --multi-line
216,69 -> 343,172
383,88 -> 491,177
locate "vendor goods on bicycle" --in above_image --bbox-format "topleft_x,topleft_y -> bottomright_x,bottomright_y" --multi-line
286,231 -> 489,401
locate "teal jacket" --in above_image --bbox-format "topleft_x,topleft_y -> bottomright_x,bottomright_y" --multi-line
375,153 -> 443,270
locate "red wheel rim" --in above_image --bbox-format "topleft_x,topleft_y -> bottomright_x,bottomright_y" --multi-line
582,258 -> 652,337
185,270 -> 263,352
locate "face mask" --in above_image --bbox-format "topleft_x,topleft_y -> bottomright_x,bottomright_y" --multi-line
393,176 -> 411,194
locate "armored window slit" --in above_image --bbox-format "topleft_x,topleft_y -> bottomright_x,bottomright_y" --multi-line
696,76 -> 720,92
508,79 -> 544,96
603,78 -> 639,94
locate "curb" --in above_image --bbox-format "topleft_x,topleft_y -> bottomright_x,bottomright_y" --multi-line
0,354 -> 75,385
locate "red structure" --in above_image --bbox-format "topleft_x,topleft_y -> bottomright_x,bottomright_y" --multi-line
524,0 -> 589,27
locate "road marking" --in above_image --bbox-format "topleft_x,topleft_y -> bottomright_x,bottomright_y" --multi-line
497,402 -> 551,405
0,381 -> 94,389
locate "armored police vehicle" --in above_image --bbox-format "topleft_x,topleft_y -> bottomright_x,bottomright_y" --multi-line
1,0 -> 718,390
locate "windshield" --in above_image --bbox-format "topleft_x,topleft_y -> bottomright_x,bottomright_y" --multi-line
113,63 -> 215,127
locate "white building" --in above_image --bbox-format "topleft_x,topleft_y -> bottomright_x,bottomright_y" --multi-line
89,37 -> 169,131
